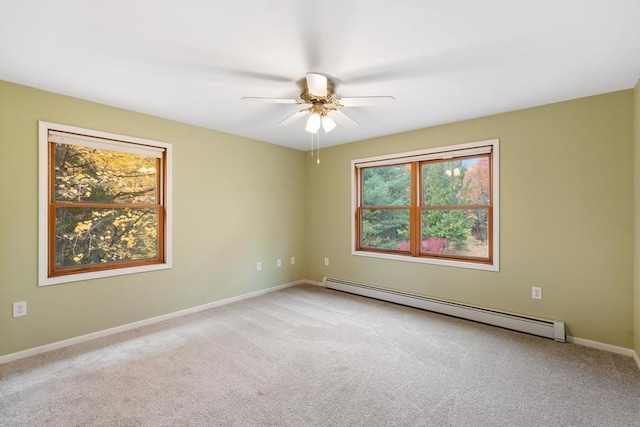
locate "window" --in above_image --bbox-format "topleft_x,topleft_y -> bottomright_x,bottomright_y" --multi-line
352,139 -> 498,271
39,122 -> 172,286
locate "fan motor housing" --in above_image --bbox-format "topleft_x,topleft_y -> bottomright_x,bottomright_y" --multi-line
301,80 -> 335,103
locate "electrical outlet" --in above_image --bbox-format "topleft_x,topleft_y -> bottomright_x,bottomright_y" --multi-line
290,256 -> 296,265
324,257 -> 329,266
13,301 -> 27,317
531,286 -> 542,300
276,258 -> 281,267
256,262 -> 262,272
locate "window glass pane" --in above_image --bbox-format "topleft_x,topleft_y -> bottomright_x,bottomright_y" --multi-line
55,207 -> 159,268
421,208 -> 489,258
55,144 -> 158,204
362,164 -> 411,206
422,156 -> 489,206
360,209 -> 410,251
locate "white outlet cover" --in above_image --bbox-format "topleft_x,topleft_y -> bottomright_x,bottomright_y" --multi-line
256,262 -> 262,271
276,259 -> 281,267
13,301 -> 27,317
531,287 -> 542,300
290,257 -> 295,265
324,258 -> 329,266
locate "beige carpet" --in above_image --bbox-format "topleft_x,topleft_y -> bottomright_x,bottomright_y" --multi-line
1,284 -> 639,426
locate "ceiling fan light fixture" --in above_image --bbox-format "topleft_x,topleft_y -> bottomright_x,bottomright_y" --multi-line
305,112 -> 321,134
321,115 -> 337,133
243,72 -> 393,136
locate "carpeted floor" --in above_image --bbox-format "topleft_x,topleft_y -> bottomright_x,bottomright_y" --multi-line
1,284 -> 639,426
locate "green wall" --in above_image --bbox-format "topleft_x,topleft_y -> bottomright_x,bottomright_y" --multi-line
1,80 -> 637,357
0,81 -> 307,357
306,90 -> 635,348
635,79 -> 640,357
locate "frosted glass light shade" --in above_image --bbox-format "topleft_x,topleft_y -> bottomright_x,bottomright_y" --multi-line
321,115 -> 337,133
305,113 -> 321,133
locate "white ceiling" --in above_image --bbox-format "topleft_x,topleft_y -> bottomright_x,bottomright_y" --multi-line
1,1 -> 639,151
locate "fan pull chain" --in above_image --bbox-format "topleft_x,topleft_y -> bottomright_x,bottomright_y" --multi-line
310,131 -> 320,164
316,131 -> 320,164
310,132 -> 314,157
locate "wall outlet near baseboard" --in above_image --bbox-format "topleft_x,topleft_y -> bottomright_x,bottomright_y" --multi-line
13,301 -> 27,317
324,257 -> 329,266
531,286 -> 542,300
256,262 -> 262,272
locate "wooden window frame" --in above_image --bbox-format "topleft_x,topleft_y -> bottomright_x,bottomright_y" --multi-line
357,162 -> 413,255
352,139 -> 499,272
39,122 -> 172,286
417,154 -> 493,263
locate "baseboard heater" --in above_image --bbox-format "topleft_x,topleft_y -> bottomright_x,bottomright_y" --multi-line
323,277 -> 565,342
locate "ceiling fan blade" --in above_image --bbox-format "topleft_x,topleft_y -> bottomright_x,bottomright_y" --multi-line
242,97 -> 301,104
278,109 -> 311,126
326,109 -> 358,129
337,96 -> 395,107
306,73 -> 328,97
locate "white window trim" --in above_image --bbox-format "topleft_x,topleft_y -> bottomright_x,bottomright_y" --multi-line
38,121 -> 173,286
351,138 -> 499,272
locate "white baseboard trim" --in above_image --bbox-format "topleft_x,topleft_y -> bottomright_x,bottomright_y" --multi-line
634,351 -> 640,372
305,279 -> 324,287
566,336 -> 634,356
0,280 -> 306,365
567,336 -> 636,356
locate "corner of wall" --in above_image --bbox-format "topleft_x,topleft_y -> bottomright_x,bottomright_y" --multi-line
634,78 -> 640,360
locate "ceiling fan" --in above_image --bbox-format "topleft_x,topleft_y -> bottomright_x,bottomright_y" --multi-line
242,73 -> 394,134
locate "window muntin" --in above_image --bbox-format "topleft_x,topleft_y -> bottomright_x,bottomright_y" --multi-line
39,122 -> 172,286
353,140 -> 498,271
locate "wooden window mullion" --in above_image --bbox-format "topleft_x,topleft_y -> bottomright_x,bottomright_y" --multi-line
356,168 -> 363,251
410,162 -> 420,256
